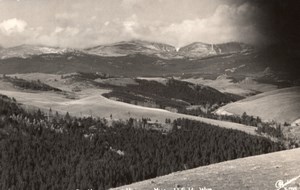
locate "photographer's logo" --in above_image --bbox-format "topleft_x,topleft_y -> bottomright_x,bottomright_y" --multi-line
275,175 -> 300,190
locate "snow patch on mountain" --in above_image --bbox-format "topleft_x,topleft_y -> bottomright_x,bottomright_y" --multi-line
0,45 -> 78,59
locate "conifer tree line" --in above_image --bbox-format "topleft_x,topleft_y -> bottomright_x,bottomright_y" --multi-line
0,94 -> 285,189
101,78 -> 286,137
1,75 -> 62,92
181,108 -> 285,138
102,78 -> 238,111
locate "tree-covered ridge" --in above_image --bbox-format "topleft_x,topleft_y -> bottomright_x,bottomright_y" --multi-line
103,78 -> 241,110
0,94 -> 23,115
1,75 -> 62,92
0,94 -> 284,189
182,108 -> 285,139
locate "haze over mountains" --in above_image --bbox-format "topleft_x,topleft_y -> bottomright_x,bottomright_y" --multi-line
0,40 -> 252,60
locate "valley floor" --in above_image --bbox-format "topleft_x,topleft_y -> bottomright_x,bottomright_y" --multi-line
0,88 -> 256,134
112,148 -> 300,190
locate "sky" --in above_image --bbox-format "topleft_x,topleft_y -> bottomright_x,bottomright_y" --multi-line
0,0 -> 283,48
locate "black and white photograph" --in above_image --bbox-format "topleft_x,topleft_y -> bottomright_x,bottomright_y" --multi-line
0,0 -> 299,189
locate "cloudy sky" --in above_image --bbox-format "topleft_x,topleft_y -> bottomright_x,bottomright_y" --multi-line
0,0 -> 272,48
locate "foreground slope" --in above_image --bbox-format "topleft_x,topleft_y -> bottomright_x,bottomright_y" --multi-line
216,87 -> 300,124
112,148 -> 300,190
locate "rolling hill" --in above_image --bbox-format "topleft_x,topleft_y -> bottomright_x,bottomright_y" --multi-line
180,75 -> 278,97
0,73 -> 257,135
215,87 -> 300,124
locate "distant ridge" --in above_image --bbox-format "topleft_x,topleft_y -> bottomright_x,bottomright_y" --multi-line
84,40 -> 178,59
178,42 -> 252,58
0,40 -> 253,60
0,44 -> 80,59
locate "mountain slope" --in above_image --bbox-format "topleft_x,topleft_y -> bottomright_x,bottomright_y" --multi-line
214,42 -> 252,54
84,40 -> 177,58
178,42 -> 252,58
178,42 -> 216,58
111,148 -> 300,190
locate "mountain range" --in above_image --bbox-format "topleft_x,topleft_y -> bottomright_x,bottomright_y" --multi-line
0,40 -> 298,85
0,40 -> 253,60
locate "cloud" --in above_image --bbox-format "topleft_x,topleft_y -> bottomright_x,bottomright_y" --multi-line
54,27 -> 64,34
0,18 -> 27,35
122,15 -> 140,38
31,26 -> 80,47
121,0 -> 143,8
0,19 -> 45,47
157,3 -> 263,47
53,26 -> 79,36
41,3 -> 263,48
0,1 -> 266,48
55,12 -> 78,20
62,27 -> 80,36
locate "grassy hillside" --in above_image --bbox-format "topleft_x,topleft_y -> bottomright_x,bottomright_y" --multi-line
181,76 -> 278,96
216,87 -> 300,124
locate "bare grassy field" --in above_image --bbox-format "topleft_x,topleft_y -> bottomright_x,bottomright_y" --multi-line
216,87 -> 300,124
181,76 -> 277,96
